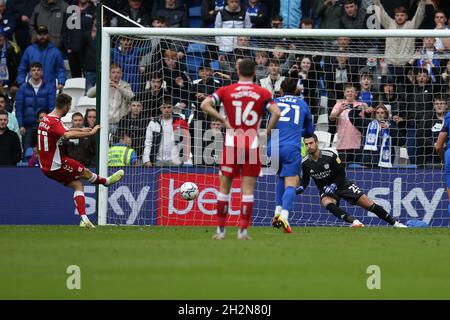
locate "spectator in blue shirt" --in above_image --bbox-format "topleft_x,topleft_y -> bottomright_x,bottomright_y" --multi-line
280,0 -> 302,29
111,36 -> 146,94
0,0 -> 15,41
0,26 -> 21,95
16,25 -> 65,91
15,62 -> 55,151
358,73 -> 375,107
4,0 -> 39,54
245,0 -> 269,28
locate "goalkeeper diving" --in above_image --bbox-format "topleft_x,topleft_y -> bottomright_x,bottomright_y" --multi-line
297,134 -> 407,228
268,78 -> 314,233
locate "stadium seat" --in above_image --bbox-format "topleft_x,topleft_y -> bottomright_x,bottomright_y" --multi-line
331,132 -> 338,148
210,60 -> 220,70
319,95 -> 328,113
17,147 -> 34,166
16,161 -> 29,167
63,78 -> 86,107
399,147 -> 409,160
189,18 -> 202,28
347,163 -> 363,168
24,146 -> 33,158
188,3 -> 202,27
189,5 -> 201,17
186,43 -> 206,54
186,43 -> 206,78
316,113 -> 329,132
186,55 -> 204,78
61,111 -> 74,127
76,96 -> 96,116
64,59 -> 71,79
314,130 -> 331,148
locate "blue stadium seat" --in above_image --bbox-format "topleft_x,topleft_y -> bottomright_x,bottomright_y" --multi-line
347,163 -> 363,169
189,18 -> 202,28
189,6 -> 201,17
185,55 -> 204,78
210,60 -> 220,70
186,43 -> 206,77
17,147 -> 34,166
24,147 -> 33,161
187,43 -> 206,54
16,161 -> 29,167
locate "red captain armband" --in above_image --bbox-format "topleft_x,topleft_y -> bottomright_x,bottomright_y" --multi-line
265,100 -> 276,111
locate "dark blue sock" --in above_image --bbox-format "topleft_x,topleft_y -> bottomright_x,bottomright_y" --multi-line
282,186 -> 295,212
275,177 -> 285,207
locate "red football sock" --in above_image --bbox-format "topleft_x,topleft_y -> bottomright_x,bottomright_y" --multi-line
240,195 -> 254,230
216,192 -> 230,229
73,191 -> 86,216
88,173 -> 107,185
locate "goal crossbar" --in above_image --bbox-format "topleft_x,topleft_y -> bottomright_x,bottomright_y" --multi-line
102,27 -> 450,38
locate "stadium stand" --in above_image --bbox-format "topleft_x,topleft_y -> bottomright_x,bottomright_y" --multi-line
75,96 -> 96,116
63,78 -> 87,107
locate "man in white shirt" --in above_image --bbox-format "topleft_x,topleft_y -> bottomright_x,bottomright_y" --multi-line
259,59 -> 285,98
433,10 -> 450,52
142,101 -> 190,167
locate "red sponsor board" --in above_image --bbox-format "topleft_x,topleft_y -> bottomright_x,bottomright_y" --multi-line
157,173 -> 243,226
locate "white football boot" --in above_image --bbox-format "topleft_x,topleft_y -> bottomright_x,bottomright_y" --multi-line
350,219 -> 365,228
212,227 -> 226,240
237,229 -> 252,240
393,221 -> 408,228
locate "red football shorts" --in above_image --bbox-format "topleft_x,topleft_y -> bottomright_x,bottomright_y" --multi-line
42,157 -> 85,185
219,146 -> 262,178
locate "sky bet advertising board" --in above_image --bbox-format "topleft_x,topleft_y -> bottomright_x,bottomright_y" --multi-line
1,168 -> 448,227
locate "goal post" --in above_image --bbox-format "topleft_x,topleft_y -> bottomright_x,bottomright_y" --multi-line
98,26 -> 450,227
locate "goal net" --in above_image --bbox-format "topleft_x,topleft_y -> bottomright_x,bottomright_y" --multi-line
98,26 -> 450,227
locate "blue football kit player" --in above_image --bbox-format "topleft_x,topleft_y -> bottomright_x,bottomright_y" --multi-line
267,78 -> 314,233
435,111 -> 450,214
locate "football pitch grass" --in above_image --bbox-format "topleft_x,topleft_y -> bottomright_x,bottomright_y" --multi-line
1,226 -> 450,299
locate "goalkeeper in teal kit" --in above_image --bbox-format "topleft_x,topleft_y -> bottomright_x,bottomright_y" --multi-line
267,78 -> 314,233
435,112 -> 450,215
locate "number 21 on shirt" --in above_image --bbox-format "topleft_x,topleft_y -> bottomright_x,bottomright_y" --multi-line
278,102 -> 300,125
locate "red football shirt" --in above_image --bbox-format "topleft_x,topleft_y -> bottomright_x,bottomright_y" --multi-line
37,114 -> 69,171
212,81 -> 274,149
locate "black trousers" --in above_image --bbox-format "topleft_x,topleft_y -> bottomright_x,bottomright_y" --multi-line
68,51 -> 83,78
15,25 -> 31,54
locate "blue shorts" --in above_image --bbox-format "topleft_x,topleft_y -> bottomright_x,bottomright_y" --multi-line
445,149 -> 450,188
277,147 -> 302,178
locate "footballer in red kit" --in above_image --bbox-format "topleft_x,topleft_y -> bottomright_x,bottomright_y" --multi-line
211,82 -> 274,178
38,114 -> 85,184
38,93 -> 125,228
201,58 -> 281,240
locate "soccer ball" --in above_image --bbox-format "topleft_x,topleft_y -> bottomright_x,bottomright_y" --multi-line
180,182 -> 199,201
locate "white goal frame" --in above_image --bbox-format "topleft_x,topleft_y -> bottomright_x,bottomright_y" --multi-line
98,27 -> 450,226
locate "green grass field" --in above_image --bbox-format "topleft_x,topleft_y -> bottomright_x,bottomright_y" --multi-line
1,226 -> 450,299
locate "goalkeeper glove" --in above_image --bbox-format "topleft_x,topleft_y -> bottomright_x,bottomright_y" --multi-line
324,183 -> 337,196
296,186 -> 305,195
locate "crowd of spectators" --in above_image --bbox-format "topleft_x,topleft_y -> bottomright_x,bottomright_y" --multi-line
0,0 -> 449,169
